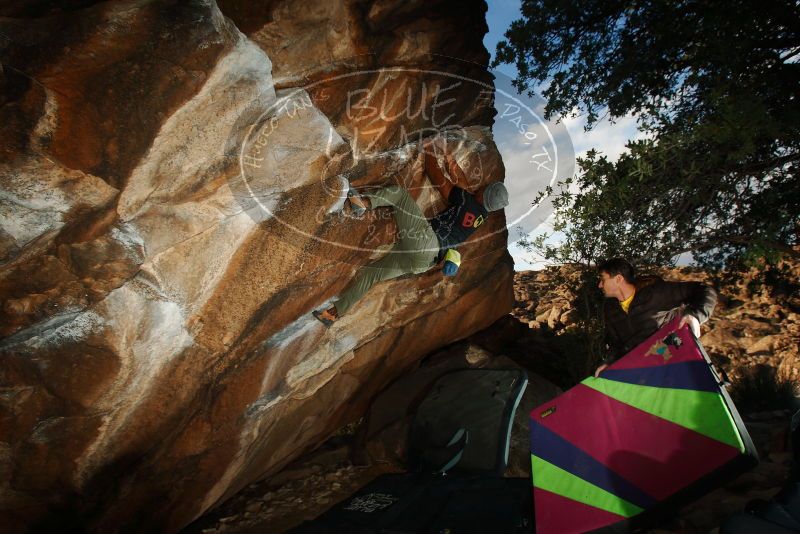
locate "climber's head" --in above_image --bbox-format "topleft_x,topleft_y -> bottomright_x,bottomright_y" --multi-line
477,182 -> 509,212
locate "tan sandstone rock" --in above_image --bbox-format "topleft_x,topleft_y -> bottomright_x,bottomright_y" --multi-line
0,0 -> 507,532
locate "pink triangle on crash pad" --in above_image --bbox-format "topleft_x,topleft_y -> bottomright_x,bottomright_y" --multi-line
533,486 -> 626,534
605,319 -> 703,371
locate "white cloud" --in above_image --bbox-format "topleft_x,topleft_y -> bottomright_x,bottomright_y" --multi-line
504,111 -> 649,270
563,112 -> 646,161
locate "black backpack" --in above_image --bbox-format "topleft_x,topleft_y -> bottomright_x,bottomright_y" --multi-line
294,368 -> 532,534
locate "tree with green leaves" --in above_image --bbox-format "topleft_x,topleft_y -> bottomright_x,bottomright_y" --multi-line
494,0 -> 800,270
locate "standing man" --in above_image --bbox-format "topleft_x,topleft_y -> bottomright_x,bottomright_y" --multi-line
313,139 -> 509,327
594,257 -> 718,376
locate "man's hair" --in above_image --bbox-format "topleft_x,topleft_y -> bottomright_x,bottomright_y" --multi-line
597,257 -> 635,283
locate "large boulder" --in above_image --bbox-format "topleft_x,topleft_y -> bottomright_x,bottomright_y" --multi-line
0,0 -> 511,531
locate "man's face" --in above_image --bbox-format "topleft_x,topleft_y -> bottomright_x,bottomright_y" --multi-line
598,271 -> 621,298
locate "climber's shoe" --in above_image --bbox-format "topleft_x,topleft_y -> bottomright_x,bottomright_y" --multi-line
343,190 -> 370,218
312,307 -> 338,327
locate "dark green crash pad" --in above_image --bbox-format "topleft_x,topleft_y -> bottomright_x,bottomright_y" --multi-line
293,368 -> 531,533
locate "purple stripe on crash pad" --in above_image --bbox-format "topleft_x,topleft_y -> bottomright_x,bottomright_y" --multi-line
600,360 -> 719,392
530,421 -> 657,510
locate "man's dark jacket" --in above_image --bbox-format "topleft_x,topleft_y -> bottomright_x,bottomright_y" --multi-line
603,276 -> 718,363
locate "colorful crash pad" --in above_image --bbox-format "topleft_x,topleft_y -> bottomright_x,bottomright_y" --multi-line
530,317 -> 758,533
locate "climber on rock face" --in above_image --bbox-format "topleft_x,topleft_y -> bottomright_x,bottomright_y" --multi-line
312,137 -> 509,327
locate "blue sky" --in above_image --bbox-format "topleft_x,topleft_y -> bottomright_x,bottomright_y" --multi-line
484,0 -> 642,270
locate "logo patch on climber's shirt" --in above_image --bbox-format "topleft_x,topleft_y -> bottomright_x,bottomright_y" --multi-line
462,212 -> 485,228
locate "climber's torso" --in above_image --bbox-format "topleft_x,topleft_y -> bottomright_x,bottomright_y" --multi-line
430,186 -> 488,258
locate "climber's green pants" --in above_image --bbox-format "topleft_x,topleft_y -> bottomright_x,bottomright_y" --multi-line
335,186 -> 440,315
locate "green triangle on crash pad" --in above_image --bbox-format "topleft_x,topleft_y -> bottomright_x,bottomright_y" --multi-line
531,454 -> 643,518
583,377 -> 744,451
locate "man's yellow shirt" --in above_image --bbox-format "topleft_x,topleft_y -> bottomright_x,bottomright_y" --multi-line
620,291 -> 635,313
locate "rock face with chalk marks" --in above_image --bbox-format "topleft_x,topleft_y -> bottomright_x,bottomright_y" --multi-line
0,0 -> 510,531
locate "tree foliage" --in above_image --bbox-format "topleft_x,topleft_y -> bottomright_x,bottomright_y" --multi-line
495,0 -> 800,270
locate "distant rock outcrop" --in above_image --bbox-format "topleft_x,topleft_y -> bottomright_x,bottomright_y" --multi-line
512,261 -> 800,396
0,0 -> 510,531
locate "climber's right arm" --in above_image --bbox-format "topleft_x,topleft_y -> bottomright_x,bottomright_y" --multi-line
424,151 -> 454,201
